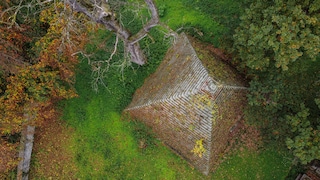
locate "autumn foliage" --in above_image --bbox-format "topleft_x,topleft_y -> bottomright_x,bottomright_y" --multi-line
0,1 -> 93,175
0,25 -> 30,74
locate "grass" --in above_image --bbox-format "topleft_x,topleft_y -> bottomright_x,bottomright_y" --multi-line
155,0 -> 247,46
212,148 -> 292,180
155,0 -> 224,46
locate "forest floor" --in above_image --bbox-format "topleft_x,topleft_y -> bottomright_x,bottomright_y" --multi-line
29,115 -> 78,179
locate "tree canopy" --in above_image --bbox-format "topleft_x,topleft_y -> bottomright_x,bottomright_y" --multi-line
233,0 -> 319,71
233,0 -> 320,164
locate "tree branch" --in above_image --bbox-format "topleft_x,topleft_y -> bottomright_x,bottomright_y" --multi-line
65,0 -> 130,40
128,0 -> 159,44
66,0 -> 159,65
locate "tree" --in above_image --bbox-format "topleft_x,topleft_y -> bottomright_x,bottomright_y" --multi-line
233,0 -> 320,164
1,0 -> 159,65
0,0 -> 89,134
286,103 -> 320,164
1,0 -> 161,91
233,0 -> 319,71
0,0 -> 87,174
0,0 -> 160,174
0,0 -> 160,135
70,0 -> 159,65
0,25 -> 30,74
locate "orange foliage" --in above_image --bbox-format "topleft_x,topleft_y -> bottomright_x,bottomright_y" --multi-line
0,138 -> 19,176
0,1 -> 92,134
36,2 -> 94,83
0,25 -> 31,74
0,1 -> 93,174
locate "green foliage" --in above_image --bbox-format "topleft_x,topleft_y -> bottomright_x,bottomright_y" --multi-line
129,120 -> 157,150
285,162 -> 306,180
233,0 -> 320,71
234,0 -> 320,164
158,4 -> 167,17
286,104 -> 320,164
245,58 -> 320,157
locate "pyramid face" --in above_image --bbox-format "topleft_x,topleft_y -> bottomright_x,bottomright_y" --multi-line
125,33 -> 247,174
126,34 -> 218,110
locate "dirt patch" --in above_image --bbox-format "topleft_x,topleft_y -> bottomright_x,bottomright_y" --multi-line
206,45 -> 232,64
224,118 -> 262,156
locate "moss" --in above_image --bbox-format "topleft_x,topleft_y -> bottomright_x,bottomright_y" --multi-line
188,35 -> 247,87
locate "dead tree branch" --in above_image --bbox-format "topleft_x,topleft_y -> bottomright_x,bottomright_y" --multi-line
65,0 -> 159,65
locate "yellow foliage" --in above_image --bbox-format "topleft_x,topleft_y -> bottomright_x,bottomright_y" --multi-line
191,139 -> 206,158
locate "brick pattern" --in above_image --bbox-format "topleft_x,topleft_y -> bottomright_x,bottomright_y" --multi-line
125,33 -> 247,175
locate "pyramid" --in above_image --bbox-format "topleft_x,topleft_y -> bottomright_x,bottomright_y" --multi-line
125,33 -> 247,174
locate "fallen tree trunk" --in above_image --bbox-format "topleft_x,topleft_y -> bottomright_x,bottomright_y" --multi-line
17,125 -> 35,180
17,104 -> 37,180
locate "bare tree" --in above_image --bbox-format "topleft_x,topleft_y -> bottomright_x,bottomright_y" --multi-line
66,0 -> 159,65
1,0 -> 159,65
1,0 -> 163,91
